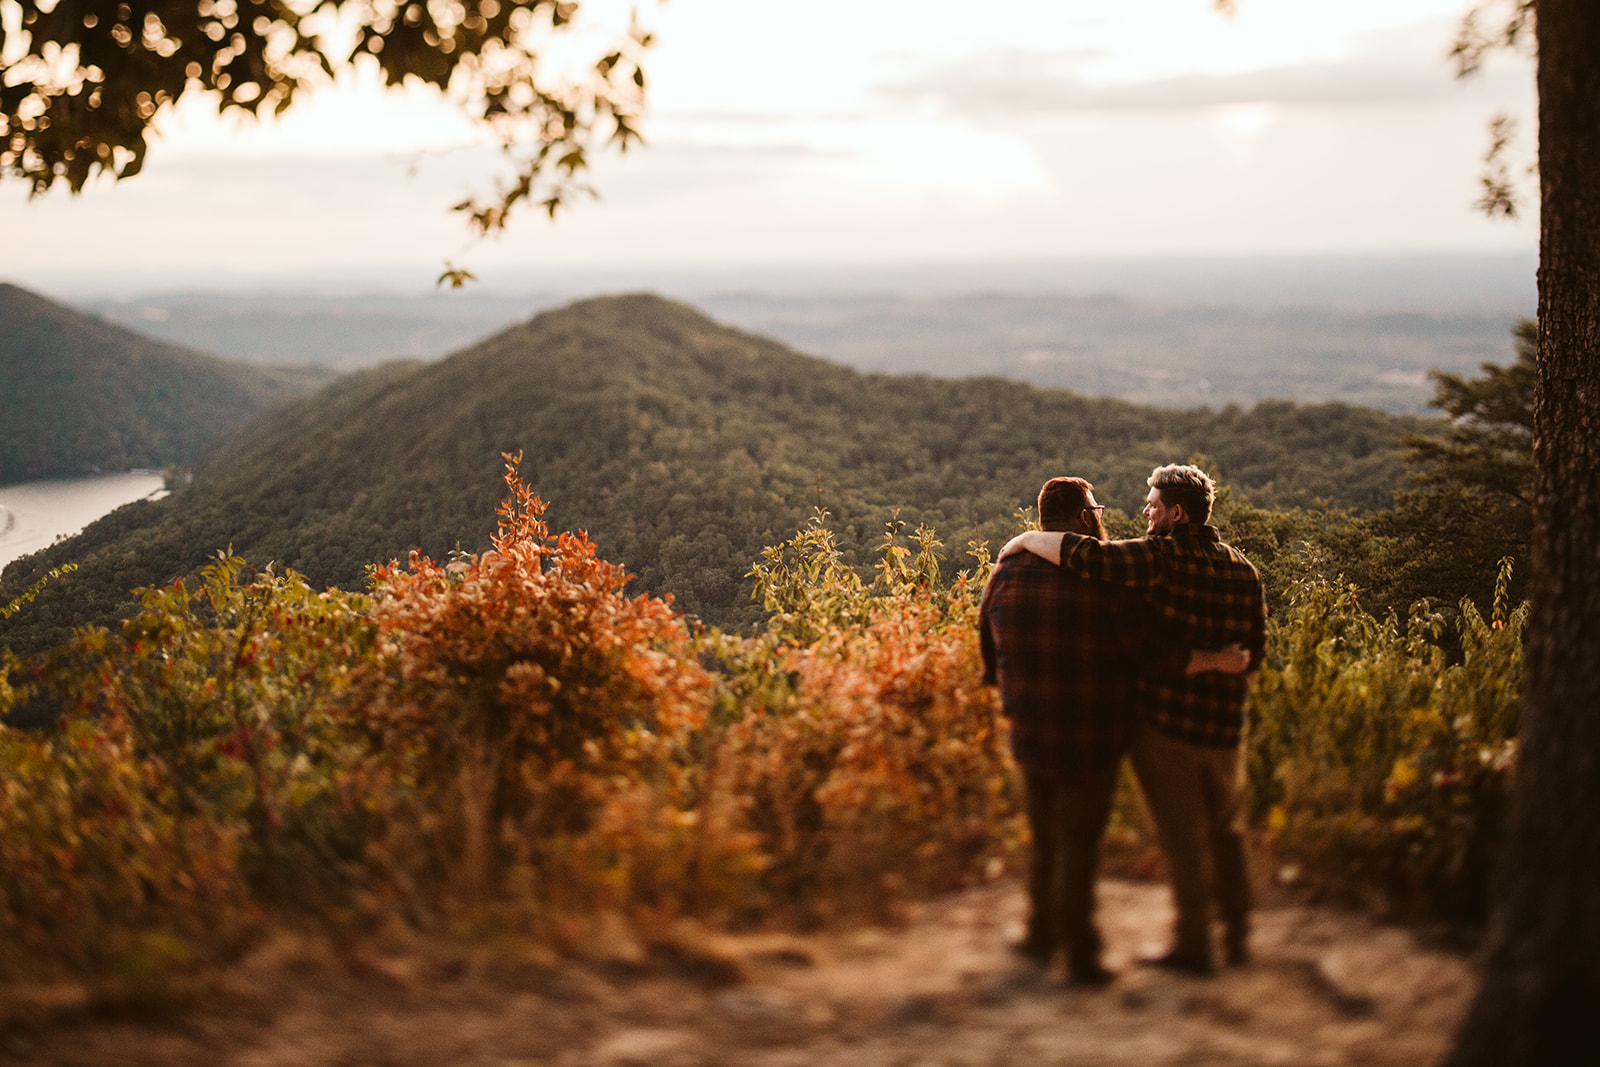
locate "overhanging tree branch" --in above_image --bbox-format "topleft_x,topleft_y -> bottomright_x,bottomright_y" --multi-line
1450,0 -> 1537,219
0,0 -> 652,234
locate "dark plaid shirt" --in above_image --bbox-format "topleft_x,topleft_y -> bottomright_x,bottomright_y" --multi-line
1057,523 -> 1267,748
979,553 -> 1161,776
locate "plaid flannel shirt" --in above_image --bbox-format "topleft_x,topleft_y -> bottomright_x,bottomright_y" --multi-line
1057,523 -> 1267,748
979,553 -> 1160,776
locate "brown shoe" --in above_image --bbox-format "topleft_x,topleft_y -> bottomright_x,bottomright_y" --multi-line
1067,963 -> 1117,988
1138,947 -> 1214,977
1009,938 -> 1053,968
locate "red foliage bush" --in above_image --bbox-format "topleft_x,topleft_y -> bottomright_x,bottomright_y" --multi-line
347,455 -> 743,921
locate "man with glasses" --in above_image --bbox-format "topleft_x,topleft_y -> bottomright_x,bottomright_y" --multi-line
980,475 -> 1247,986
999,464 -> 1267,976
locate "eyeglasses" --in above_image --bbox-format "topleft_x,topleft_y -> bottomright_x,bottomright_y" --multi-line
1084,505 -> 1106,515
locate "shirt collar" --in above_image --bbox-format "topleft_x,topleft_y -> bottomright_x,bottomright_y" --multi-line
1160,523 -> 1221,544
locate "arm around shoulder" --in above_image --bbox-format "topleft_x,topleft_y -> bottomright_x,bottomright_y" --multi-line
1186,643 -> 1251,677
996,529 -> 1065,565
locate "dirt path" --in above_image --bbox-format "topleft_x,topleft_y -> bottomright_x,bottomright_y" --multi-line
0,878 -> 1476,1066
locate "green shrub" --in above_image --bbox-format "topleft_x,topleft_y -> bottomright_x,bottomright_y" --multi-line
718,513 -> 1023,922
0,717 -> 253,985
1,553 -> 374,983
1250,557 -> 1522,922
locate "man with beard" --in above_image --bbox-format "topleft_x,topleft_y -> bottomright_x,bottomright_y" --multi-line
999,464 -> 1267,975
980,475 -> 1247,986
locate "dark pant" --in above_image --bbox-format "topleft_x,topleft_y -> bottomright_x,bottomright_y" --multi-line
1023,762 -> 1120,974
1130,724 -> 1251,964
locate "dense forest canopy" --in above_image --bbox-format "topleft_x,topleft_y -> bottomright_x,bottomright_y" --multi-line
0,293 -> 1450,655
0,283 -> 333,483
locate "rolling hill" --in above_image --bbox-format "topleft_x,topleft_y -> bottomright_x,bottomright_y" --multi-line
0,293 -> 1438,654
0,282 -> 335,484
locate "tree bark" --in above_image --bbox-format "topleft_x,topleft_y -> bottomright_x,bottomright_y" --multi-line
1448,1 -> 1600,1062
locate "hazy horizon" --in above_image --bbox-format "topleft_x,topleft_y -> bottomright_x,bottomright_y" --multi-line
5,2 -> 1537,281
16,248 -> 1537,313
3,250 -> 1531,417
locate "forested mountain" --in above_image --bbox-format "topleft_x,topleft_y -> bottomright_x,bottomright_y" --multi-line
0,294 -> 1438,652
0,283 -> 334,484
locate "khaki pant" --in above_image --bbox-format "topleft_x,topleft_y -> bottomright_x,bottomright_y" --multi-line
1130,724 -> 1251,964
1022,762 -> 1120,975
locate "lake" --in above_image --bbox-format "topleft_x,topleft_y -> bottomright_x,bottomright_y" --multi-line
0,472 -> 167,574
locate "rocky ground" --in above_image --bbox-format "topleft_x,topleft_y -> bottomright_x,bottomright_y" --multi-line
0,877 -> 1477,1066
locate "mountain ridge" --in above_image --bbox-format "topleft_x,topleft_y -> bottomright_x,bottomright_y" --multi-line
0,282 -> 335,485
0,292 -> 1437,653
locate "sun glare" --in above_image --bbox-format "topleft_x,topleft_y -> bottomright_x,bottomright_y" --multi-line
1209,103 -> 1277,141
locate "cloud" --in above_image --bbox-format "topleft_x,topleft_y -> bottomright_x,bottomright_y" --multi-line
874,21 -> 1532,119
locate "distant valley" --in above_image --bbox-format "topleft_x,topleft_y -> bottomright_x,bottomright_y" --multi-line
68,253 -> 1534,414
695,293 -> 1518,414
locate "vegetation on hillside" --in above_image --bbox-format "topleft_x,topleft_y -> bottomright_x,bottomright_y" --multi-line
0,300 -> 1536,1001
1251,560 -> 1521,923
0,452 -> 1524,998
0,283 -> 334,485
0,293 -> 1443,656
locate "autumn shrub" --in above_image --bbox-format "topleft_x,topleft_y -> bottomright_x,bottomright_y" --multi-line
0,555 -> 372,985
0,719 -> 250,989
43,555 -> 376,895
713,513 -> 1023,922
1250,557 -> 1523,923
0,563 -> 363,991
0,457 -> 1533,992
343,456 -> 756,929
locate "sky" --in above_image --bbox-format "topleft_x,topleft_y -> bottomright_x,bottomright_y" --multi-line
3,0 -> 1539,292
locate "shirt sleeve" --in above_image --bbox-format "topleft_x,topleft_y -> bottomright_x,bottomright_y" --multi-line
1057,532 -> 1165,588
1246,570 -> 1269,670
977,568 -> 1000,686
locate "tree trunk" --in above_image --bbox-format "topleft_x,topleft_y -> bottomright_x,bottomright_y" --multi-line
1448,1 -> 1600,1062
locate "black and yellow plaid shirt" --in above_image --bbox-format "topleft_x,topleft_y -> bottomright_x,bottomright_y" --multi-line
1058,523 -> 1267,748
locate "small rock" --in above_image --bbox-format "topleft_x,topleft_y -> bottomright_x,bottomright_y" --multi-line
649,940 -> 746,988
970,964 -> 1052,1006
748,947 -> 817,969
1182,993 -> 1252,1026
1313,972 -> 1379,1018
591,1027 -> 693,1066
1121,987 -> 1152,1012
712,988 -> 806,1045
714,987 -> 797,1022
882,994 -> 946,1028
